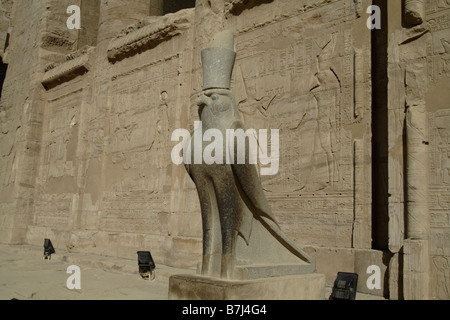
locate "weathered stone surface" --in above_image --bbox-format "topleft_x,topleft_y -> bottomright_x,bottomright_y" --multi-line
385,0 -> 450,299
107,9 -> 194,63
225,0 -> 274,16
168,273 -> 326,300
404,0 -> 425,27
403,239 -> 430,300
42,46 -> 94,90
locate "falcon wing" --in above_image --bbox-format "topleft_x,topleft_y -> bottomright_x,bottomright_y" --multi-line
228,120 -> 279,226
229,120 -> 315,265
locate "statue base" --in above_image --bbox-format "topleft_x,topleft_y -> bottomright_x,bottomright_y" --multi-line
168,273 -> 326,300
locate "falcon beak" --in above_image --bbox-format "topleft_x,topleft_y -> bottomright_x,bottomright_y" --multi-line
197,93 -> 211,108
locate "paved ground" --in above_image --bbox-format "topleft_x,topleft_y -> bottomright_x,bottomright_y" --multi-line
0,244 -> 196,300
0,244 -> 384,300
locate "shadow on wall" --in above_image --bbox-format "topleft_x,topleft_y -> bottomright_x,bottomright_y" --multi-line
0,56 -> 7,101
164,0 -> 196,15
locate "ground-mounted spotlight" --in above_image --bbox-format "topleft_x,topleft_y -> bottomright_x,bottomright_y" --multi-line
137,251 -> 156,280
43,238 -> 55,260
330,272 -> 358,300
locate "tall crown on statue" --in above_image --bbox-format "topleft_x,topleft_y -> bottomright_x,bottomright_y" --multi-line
201,30 -> 236,90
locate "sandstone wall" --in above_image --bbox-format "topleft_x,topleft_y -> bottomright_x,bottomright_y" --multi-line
31,2 -> 200,268
384,0 -> 450,300
0,0 -> 48,244
0,0 -> 448,299
0,0 -> 13,57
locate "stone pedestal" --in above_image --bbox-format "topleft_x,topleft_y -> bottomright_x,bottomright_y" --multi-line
168,273 -> 326,300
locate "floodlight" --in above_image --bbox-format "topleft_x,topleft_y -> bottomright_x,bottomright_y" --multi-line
330,272 -> 358,300
43,238 -> 55,260
137,251 -> 156,280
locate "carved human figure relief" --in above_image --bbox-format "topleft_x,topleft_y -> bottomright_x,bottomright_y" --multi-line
309,35 -> 340,191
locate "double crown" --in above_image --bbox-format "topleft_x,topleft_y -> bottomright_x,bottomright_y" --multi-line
201,30 -> 236,91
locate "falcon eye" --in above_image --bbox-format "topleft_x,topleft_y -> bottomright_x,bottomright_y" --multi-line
211,93 -> 219,101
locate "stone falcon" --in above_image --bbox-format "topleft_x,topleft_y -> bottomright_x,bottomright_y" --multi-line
184,30 -> 315,280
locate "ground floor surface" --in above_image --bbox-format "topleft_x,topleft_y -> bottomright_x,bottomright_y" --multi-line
0,244 -> 384,300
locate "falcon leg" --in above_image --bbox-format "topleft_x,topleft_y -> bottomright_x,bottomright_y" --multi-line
215,174 -> 241,280
197,177 -> 222,278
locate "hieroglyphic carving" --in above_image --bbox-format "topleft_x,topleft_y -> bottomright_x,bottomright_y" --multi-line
403,239 -> 431,299
389,0 -> 450,298
224,1 -> 371,249
33,89 -> 83,231
236,26 -> 357,193
428,108 -> 450,299
100,191 -> 169,234
426,0 -> 450,15
311,48 -> 337,188
429,109 -> 450,251
40,90 -> 82,180
406,104 -> 430,240
353,139 -> 372,249
354,48 -> 369,120
99,51 -> 184,238
268,194 -> 354,247
109,54 -> 179,155
430,110 -> 450,186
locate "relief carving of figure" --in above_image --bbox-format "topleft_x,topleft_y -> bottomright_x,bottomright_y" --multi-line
309,35 -> 341,191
